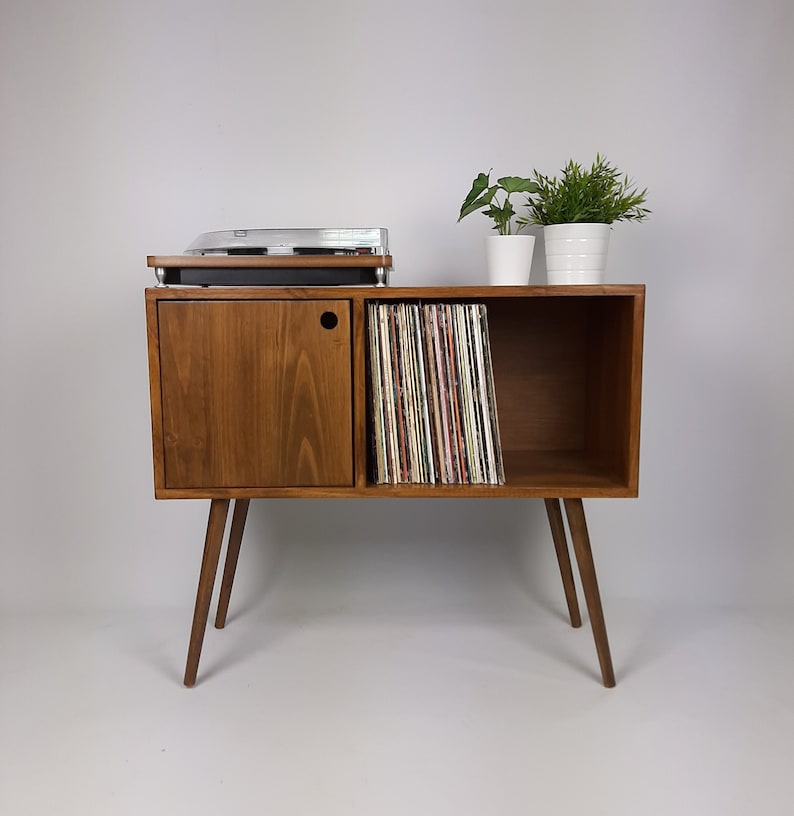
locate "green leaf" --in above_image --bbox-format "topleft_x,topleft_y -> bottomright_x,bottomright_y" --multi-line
457,171 -> 492,220
522,156 -> 649,225
458,186 -> 497,220
497,176 -> 541,194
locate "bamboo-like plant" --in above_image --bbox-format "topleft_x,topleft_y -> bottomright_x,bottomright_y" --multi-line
458,170 -> 540,235
521,155 -> 650,226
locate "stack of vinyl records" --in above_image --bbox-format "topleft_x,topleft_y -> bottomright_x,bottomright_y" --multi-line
367,302 -> 505,485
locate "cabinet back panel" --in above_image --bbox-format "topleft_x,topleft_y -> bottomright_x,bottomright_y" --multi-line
487,298 -> 589,452
158,300 -> 353,488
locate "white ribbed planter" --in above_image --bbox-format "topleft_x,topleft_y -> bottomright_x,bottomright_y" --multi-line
544,223 -> 611,285
486,234 -> 536,285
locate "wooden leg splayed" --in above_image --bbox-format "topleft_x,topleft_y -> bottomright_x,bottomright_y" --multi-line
563,498 -> 616,688
215,499 -> 250,629
184,499 -> 229,687
544,498 -> 582,628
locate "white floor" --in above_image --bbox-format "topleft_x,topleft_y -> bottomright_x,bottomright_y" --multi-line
2,596 -> 793,815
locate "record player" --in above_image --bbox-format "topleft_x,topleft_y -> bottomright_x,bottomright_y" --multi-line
148,228 -> 392,287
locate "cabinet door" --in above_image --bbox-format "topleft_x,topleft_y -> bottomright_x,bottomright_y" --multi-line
158,300 -> 352,488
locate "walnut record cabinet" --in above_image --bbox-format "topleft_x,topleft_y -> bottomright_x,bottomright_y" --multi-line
145,280 -> 645,688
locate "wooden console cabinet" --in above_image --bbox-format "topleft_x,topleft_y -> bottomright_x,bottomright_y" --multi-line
145,284 -> 645,687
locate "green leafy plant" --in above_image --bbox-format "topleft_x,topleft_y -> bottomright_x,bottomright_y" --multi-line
521,154 -> 650,226
458,171 -> 540,235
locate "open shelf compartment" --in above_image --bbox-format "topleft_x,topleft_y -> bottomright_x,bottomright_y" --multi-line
362,291 -> 643,497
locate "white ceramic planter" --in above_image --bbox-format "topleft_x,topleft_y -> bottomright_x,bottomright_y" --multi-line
544,223 -> 611,285
485,234 -> 536,285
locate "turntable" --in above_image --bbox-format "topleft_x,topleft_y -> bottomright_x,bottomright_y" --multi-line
148,228 -> 392,287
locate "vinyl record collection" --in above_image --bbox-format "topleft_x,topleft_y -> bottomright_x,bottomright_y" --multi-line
367,302 -> 505,485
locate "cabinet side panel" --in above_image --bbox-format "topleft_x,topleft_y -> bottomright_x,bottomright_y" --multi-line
158,300 -> 353,488
585,296 -> 642,491
626,294 -> 645,493
145,292 -> 166,493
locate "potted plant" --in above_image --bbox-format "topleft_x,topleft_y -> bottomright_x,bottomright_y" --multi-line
458,170 -> 541,285
520,154 -> 650,285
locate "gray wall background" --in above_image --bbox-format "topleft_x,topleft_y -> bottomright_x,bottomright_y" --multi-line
2,0 -> 792,614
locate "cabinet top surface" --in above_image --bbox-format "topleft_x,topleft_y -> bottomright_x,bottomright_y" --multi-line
145,284 -> 645,302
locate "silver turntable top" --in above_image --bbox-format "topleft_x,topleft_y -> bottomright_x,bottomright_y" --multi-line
185,228 -> 389,257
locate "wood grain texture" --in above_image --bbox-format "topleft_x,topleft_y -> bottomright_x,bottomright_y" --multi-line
142,286 -> 646,689
148,255 -> 392,269
564,498 -> 616,688
157,299 -> 353,488
145,293 -> 166,493
487,297 -> 589,452
145,284 -> 644,301
152,482 -> 636,500
627,294 -> 645,494
351,297 -> 368,488
584,297 -> 638,492
544,498 -> 582,628
184,499 -> 229,687
145,286 -> 644,498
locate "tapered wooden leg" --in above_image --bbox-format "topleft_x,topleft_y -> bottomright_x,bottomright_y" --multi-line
544,498 -> 582,628
563,498 -> 616,688
215,499 -> 250,629
184,499 -> 230,687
